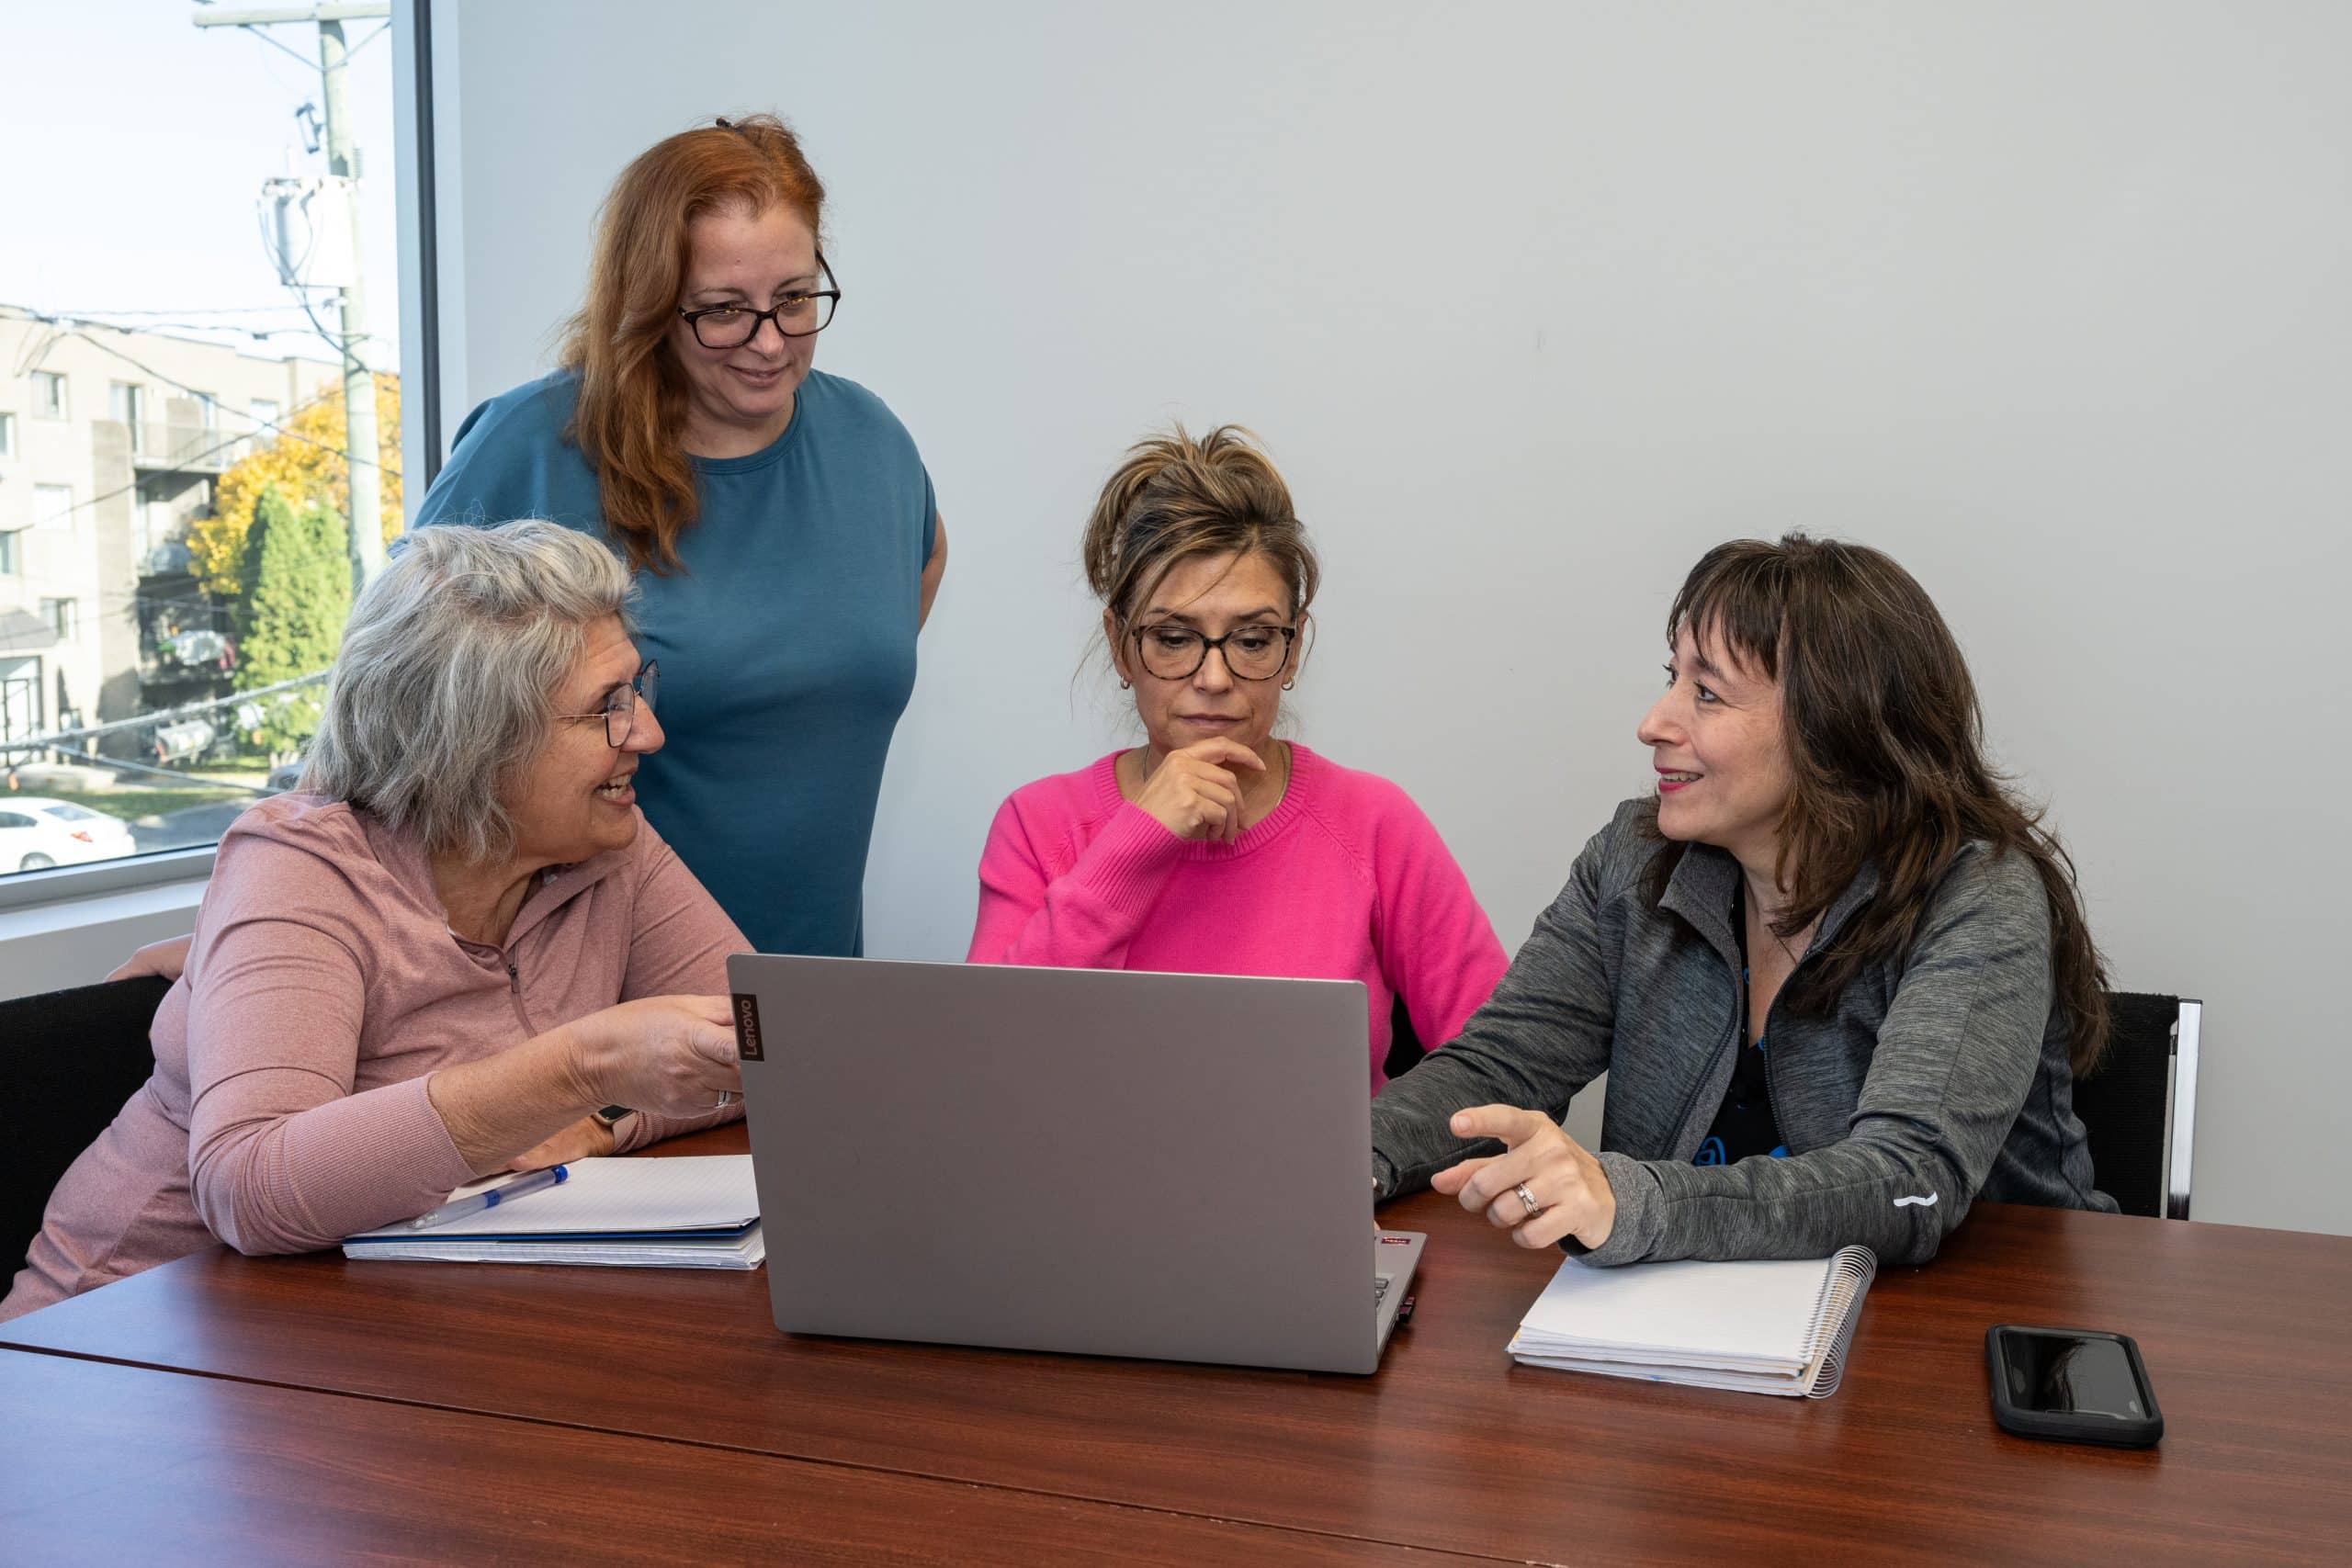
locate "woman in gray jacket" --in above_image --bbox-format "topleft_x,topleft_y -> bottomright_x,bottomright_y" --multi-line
1371,534 -> 2113,1267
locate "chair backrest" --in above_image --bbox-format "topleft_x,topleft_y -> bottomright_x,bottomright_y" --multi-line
2071,991 -> 2202,1220
0,975 -> 172,1277
1381,994 -> 1427,1082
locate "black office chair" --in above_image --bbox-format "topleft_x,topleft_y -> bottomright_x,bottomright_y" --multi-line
2071,991 -> 2202,1220
0,974 -> 173,1278
1382,995 -> 1426,1082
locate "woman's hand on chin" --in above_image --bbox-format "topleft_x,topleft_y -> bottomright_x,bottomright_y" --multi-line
1132,738 -> 1264,843
1430,1104 -> 1616,1251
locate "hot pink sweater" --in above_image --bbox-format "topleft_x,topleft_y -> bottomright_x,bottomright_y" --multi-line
2,794 -> 744,1322
967,745 -> 1509,1091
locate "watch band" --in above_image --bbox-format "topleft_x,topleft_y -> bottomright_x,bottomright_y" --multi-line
592,1104 -> 633,1129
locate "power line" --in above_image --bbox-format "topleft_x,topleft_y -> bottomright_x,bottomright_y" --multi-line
25,739 -> 266,794
238,20 -> 318,72
31,322 -> 399,479
37,305 -> 311,319
3,375 -> 356,534
3,670 -> 330,757
76,321 -> 322,346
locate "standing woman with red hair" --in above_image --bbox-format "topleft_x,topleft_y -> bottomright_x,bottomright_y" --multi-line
419,114 -> 945,971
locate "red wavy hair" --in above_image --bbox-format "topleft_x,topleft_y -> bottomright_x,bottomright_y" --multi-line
560,114 -> 825,573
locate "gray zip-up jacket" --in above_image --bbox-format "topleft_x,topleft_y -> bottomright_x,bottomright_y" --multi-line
1370,800 -> 2113,1267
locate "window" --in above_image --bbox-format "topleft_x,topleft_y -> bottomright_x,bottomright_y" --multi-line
0,410 -> 16,457
34,483 -> 74,532
110,381 -> 147,453
0,7 -> 405,893
0,658 -> 37,746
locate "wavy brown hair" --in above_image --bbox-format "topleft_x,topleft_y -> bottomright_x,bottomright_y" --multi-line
1080,423 -> 1320,666
560,114 -> 825,574
1643,534 -> 2110,1074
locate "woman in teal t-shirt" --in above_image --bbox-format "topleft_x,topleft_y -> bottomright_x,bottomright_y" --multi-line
417,115 -> 946,964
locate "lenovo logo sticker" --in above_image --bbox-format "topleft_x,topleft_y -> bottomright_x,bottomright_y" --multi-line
732,993 -> 764,1061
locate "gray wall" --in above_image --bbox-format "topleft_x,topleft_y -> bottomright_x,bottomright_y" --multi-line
435,1 -> 2351,1236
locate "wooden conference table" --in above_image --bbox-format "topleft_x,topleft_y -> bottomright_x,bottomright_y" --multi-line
5,1123 -> 2348,1565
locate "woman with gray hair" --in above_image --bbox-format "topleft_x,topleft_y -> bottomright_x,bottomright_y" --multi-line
3,521 -> 747,1321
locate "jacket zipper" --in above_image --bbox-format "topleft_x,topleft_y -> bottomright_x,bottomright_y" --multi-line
503,958 -> 533,1035
1676,930 -> 1812,1159
1665,964 -> 1743,1157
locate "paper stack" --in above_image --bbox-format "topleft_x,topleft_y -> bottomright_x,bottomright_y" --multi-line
345,1154 -> 764,1270
1508,1247 -> 1876,1398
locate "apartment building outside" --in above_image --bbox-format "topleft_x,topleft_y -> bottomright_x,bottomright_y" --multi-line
0,305 -> 334,760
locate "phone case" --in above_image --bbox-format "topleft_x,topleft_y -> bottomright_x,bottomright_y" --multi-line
1984,1325 -> 2164,1448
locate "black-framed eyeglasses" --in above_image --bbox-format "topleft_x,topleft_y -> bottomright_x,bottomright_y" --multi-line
676,254 -> 841,348
1128,624 -> 1298,682
558,660 -> 660,748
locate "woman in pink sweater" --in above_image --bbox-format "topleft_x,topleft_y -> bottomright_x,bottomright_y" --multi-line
968,426 -> 1507,1091
3,522 -> 746,1322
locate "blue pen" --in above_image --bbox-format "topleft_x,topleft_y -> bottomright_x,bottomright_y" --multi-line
403,1165 -> 569,1231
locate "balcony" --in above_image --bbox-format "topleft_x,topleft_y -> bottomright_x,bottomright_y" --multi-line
130,423 -> 243,475
140,540 -> 195,577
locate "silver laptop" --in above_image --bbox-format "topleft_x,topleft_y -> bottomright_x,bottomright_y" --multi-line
726,955 -> 1423,1374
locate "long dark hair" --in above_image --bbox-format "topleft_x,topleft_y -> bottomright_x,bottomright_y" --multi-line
1642,534 -> 2110,1074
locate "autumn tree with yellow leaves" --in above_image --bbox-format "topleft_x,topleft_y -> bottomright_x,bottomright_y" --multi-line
190,372 -> 401,597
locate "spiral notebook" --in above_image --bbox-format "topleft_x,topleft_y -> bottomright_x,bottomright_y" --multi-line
342,1155 -> 763,1270
1508,1247 -> 1877,1398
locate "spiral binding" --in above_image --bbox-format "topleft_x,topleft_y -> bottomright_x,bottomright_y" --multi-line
1803,1246 -> 1881,1398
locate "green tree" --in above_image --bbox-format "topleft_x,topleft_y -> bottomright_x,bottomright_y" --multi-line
234,484 -> 351,761
194,371 -> 401,597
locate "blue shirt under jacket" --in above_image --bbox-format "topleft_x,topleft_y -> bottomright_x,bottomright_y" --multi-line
415,368 -> 936,957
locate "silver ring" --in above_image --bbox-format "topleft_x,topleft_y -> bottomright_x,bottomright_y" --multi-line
1514,1182 -> 1544,1222
716,1089 -> 740,1108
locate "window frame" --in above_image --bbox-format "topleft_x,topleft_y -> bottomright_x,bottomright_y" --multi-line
0,408 -> 16,457
32,370 -> 68,422
0,0 -> 442,938
110,379 -> 148,454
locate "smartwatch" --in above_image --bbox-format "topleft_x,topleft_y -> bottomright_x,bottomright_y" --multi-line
591,1104 -> 633,1131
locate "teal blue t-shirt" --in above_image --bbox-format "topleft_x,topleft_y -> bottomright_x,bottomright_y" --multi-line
414,369 -> 935,957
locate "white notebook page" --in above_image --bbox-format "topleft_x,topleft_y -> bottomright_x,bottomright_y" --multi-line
349,1155 -> 759,1240
1512,1253 -> 1842,1371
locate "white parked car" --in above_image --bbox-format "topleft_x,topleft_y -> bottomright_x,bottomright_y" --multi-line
0,796 -> 139,873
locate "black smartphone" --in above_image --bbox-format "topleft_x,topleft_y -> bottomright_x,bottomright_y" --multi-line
1984,1325 -> 2163,1448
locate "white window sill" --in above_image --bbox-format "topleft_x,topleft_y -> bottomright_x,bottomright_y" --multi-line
0,852 -> 211,1001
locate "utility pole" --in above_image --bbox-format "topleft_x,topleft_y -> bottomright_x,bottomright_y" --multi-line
194,3 -> 392,590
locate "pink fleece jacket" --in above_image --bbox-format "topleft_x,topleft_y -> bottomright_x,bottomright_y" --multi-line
967,745 -> 1509,1091
2,793 -> 745,1322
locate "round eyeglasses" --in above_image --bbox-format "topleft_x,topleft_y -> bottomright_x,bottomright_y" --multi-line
558,660 -> 660,748
1128,624 -> 1298,682
676,255 -> 841,348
